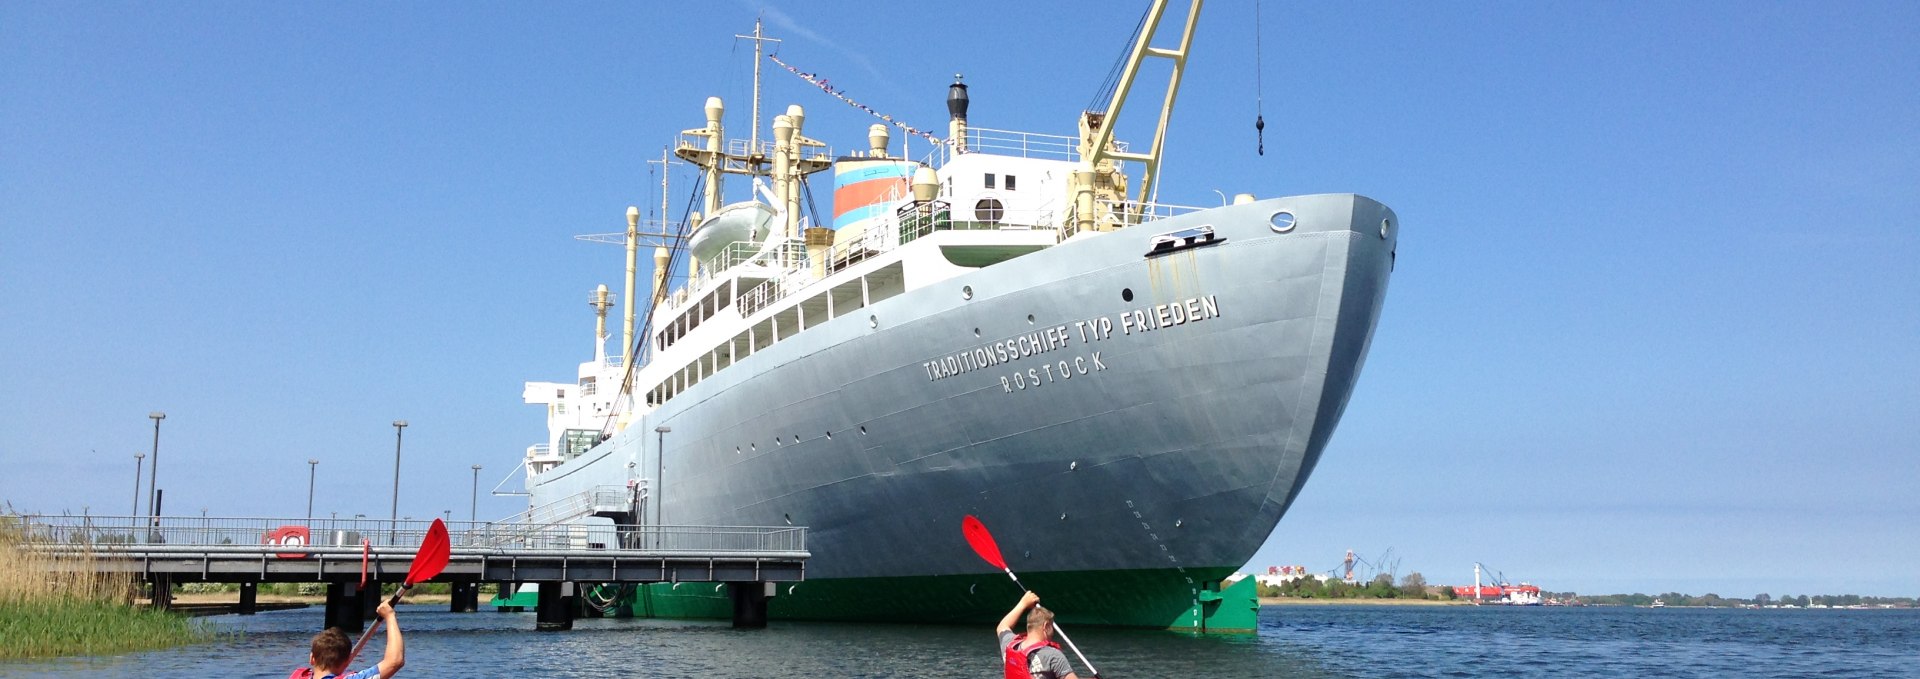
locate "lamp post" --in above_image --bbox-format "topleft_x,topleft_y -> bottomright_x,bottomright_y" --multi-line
306,459 -> 319,520
469,464 -> 482,522
654,426 -> 670,541
131,453 -> 145,520
146,412 -> 165,539
390,420 -> 407,544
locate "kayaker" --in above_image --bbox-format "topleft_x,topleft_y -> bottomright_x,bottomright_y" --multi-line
293,601 -> 405,679
996,591 -> 1079,679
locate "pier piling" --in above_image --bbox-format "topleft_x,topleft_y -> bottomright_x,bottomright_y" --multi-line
450,582 -> 480,612
325,582 -> 366,633
536,582 -> 575,631
237,582 -> 258,615
730,581 -> 772,629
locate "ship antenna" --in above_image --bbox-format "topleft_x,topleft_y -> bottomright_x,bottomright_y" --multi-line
735,16 -> 782,175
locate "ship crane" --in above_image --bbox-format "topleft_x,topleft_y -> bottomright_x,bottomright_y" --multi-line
1069,0 -> 1203,235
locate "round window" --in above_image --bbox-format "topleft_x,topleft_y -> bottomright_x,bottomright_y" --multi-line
975,198 -> 1004,223
1269,211 -> 1296,233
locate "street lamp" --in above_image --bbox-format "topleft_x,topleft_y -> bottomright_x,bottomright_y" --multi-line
131,453 -> 145,520
469,464 -> 482,522
654,426 -> 670,532
306,459 -> 319,520
146,412 -> 165,540
390,420 -> 407,544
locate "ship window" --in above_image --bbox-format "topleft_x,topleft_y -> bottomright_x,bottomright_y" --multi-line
1006,175 -> 1017,190
984,173 -> 996,189
556,403 -> 567,415
975,198 -> 1004,223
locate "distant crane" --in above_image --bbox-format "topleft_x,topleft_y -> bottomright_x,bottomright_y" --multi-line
1330,547 -> 1401,584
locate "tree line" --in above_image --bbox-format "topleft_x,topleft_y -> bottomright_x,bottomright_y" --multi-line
1258,572 -> 1455,600
1546,591 -> 1916,608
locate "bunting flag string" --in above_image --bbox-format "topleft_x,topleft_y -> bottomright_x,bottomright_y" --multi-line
768,53 -> 943,144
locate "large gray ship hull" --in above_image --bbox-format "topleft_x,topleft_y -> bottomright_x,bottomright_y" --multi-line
532,193 -> 1396,628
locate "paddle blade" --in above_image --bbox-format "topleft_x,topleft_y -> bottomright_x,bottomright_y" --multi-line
961,515 -> 1007,570
405,519 -> 451,585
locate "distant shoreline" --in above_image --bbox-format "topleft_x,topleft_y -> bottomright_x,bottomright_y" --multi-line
1260,597 -> 1467,607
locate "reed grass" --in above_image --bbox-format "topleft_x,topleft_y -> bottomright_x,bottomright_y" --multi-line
0,518 -> 218,659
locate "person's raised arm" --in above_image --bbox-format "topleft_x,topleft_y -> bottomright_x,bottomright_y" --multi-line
997,591 -> 1040,635
374,602 -> 405,679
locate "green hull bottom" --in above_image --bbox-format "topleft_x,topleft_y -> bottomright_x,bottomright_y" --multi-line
623,567 -> 1260,633
490,587 -> 538,611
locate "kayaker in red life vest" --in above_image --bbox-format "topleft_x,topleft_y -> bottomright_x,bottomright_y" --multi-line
291,601 -> 405,679
996,591 -> 1079,679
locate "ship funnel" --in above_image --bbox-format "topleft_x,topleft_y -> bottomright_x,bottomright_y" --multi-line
704,96 -> 724,126
946,74 -> 969,121
912,166 -> 939,202
868,124 -> 890,158
947,74 -> 969,153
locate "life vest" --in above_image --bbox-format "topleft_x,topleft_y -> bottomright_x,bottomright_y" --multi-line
288,669 -> 313,679
1002,634 -> 1063,679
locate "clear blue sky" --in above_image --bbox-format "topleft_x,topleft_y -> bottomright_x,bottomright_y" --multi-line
3,2 -> 1915,597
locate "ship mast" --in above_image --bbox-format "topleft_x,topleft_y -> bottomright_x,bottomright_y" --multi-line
736,18 -> 782,175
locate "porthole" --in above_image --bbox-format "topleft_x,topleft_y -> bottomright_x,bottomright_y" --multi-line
975,198 -> 1004,223
973,327 -> 981,338
1120,288 -> 1133,302
825,431 -> 833,440
859,426 -> 868,435
735,446 -> 741,454
783,514 -> 793,525
792,435 -> 800,444
751,443 -> 757,451
1380,218 -> 1391,239
776,438 -> 783,447
869,315 -> 878,329
962,285 -> 973,300
1269,211 -> 1296,233
1026,314 -> 1036,324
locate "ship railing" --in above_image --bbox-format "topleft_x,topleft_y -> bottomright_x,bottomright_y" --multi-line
672,135 -> 834,170
1057,199 -> 1205,241
896,200 -> 1056,246
670,241 -> 811,318
5,514 -> 808,555
498,484 -> 631,528
919,127 -> 1130,167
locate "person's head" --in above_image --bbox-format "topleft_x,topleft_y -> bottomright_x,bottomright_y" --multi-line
1026,604 -> 1054,640
310,627 -> 352,673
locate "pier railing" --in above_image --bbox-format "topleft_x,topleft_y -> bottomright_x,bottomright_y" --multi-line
6,515 -> 807,557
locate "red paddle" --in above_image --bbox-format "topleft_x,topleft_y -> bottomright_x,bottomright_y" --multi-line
341,519 -> 450,671
963,515 -> 1102,678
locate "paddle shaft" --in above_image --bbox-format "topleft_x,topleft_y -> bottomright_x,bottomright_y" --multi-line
1001,567 -> 1100,678
341,583 -> 412,671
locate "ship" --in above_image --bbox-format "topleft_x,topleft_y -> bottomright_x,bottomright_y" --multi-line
510,2 -> 1397,632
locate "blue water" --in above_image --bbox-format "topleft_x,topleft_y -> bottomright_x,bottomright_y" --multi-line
5,604 -> 1917,677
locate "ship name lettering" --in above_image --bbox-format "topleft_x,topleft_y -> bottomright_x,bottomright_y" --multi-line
1119,294 -> 1220,335
923,295 -> 1213,384
1001,352 -> 1105,392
